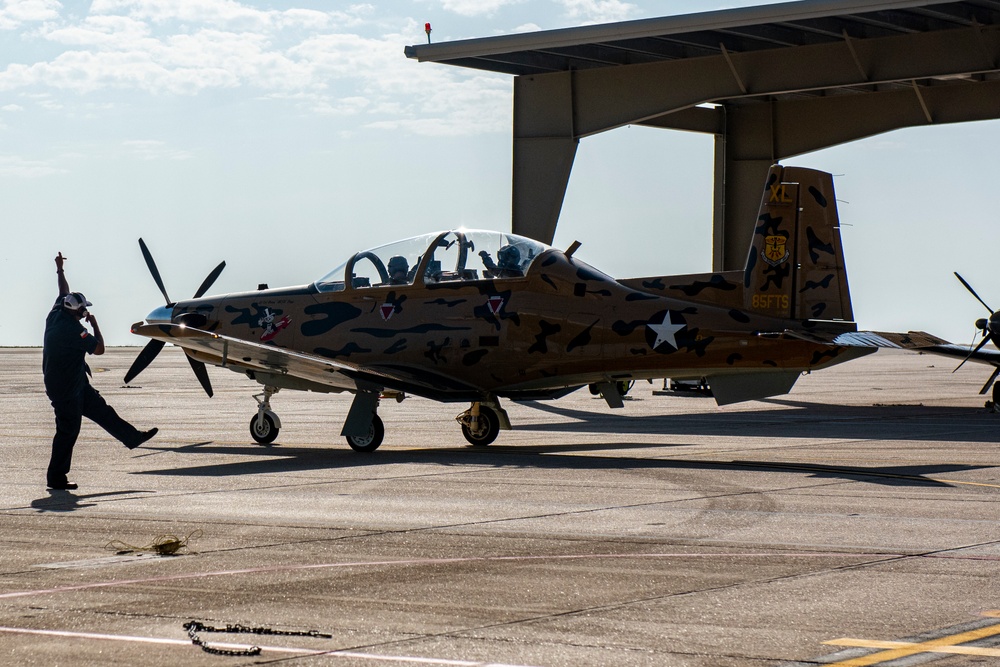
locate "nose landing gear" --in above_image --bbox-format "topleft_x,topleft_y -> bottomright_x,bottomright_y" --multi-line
250,386 -> 281,444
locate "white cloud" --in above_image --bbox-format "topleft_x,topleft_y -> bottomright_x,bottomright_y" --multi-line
89,0 -> 370,30
439,0 -> 524,17
0,4 -> 513,136
0,154 -> 68,177
122,139 -> 193,160
1,103 -> 23,111
509,22 -> 541,33
44,15 -> 151,48
557,0 -> 639,23
0,0 -> 62,30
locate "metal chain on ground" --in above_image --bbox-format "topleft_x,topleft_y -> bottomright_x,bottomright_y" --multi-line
183,620 -> 334,657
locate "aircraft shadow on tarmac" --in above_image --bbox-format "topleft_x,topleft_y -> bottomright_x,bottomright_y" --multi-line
519,398 -> 1000,444
131,439 -> 989,489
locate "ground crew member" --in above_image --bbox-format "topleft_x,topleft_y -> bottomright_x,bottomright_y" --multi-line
43,252 -> 158,490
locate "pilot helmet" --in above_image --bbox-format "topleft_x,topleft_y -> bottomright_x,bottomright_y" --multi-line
388,255 -> 408,273
497,245 -> 520,269
63,292 -> 93,312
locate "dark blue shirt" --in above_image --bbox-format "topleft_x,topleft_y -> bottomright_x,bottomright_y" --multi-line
42,298 -> 98,400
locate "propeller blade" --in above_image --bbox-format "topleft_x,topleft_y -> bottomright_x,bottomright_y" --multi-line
123,339 -> 166,384
139,238 -> 172,306
186,354 -> 214,398
954,272 -> 993,313
979,367 -> 1000,395
954,334 -> 992,373
193,260 -> 226,299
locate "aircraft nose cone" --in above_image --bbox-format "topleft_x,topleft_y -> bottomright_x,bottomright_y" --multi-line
146,305 -> 174,323
990,312 -> 1000,335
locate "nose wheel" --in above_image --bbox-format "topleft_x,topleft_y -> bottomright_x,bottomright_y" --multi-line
250,412 -> 278,444
249,386 -> 281,444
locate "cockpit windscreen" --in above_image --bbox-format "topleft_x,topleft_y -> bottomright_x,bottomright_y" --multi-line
314,230 -> 549,292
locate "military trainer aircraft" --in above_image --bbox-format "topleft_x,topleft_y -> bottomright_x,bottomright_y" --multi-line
126,164 -> 935,452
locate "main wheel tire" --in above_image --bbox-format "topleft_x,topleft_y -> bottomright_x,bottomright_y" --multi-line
249,413 -> 278,444
346,414 -> 384,452
461,405 -> 500,447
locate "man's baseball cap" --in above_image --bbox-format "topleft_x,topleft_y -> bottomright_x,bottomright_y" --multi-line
63,292 -> 93,312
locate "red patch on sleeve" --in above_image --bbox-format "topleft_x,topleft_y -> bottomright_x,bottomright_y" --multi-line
80,332 -> 89,339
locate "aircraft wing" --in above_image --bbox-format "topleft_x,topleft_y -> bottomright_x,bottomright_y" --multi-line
131,323 -> 482,399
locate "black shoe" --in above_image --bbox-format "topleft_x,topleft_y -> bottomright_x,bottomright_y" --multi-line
127,427 -> 159,450
48,481 -> 78,490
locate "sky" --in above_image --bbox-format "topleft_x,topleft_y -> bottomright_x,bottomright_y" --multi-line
4,0 -> 1000,375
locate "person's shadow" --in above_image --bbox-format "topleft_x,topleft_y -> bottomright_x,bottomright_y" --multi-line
30,489 -> 141,512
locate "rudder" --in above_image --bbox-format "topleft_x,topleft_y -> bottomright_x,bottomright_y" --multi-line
743,165 -> 853,322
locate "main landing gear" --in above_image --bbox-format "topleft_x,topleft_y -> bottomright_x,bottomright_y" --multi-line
456,399 -> 511,446
345,414 -> 384,452
986,381 -> 1000,413
247,387 -> 511,450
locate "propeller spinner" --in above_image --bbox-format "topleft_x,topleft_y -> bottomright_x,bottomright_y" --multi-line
124,238 -> 225,397
953,272 -> 1000,394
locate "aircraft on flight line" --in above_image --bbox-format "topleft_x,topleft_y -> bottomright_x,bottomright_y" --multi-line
123,164 -> 970,452
860,272 -> 1000,409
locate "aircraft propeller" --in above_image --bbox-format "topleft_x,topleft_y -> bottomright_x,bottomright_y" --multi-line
953,271 -> 1000,394
123,238 -> 225,397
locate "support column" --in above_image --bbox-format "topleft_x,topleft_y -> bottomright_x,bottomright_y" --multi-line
512,72 -> 579,244
714,102 -> 774,271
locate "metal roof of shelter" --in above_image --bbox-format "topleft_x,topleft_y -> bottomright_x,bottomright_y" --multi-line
405,0 -> 1000,271
406,0 -> 1000,79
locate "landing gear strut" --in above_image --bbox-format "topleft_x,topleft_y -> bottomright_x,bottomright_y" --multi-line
342,387 -> 385,452
988,381 -> 1000,413
250,386 -> 281,444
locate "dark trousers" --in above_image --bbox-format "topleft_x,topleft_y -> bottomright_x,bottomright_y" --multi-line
47,384 -> 141,485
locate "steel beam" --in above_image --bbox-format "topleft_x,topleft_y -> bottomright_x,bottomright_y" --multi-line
510,24 -> 1000,266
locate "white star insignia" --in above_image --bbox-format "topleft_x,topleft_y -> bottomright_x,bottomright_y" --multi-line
647,311 -> 685,350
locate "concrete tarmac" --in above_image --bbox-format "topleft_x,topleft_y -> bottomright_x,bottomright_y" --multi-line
2,347 -> 1000,666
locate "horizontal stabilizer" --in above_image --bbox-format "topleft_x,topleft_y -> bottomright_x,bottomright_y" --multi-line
783,329 -> 949,349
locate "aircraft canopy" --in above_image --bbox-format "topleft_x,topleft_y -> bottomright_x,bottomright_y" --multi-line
314,229 -> 550,292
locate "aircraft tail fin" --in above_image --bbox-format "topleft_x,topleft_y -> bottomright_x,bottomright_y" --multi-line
743,165 -> 854,322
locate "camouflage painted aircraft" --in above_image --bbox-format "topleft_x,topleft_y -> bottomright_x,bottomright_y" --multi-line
126,164 -> 937,451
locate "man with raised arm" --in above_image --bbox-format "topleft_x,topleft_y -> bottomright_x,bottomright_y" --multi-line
43,252 -> 158,490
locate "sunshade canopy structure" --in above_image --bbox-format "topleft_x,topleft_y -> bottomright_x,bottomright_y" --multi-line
406,0 -> 1000,270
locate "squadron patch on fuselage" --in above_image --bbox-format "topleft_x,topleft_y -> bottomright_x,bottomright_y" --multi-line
259,308 -> 291,342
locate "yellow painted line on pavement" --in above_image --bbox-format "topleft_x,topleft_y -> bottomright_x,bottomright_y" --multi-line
822,613 -> 1000,666
827,638 -> 1000,657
